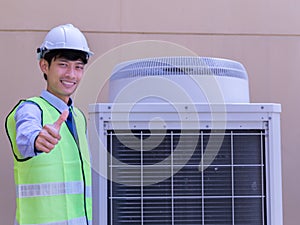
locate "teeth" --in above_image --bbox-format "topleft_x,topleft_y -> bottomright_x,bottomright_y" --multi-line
61,80 -> 75,85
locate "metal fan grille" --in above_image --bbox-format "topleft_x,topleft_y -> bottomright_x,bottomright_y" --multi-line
107,130 -> 266,225
110,57 -> 248,80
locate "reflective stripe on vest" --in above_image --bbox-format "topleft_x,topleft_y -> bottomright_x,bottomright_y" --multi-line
16,181 -> 92,198
14,217 -> 92,225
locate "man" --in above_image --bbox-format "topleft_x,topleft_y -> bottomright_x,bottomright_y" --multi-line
5,24 -> 93,225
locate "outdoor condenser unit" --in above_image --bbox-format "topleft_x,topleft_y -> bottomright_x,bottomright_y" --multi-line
89,57 -> 283,225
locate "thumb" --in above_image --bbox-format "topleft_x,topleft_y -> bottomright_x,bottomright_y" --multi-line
53,110 -> 69,130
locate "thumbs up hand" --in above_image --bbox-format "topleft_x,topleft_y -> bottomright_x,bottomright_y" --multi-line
35,110 -> 69,153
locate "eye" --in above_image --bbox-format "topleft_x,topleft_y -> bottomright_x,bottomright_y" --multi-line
76,64 -> 84,70
59,63 -> 68,68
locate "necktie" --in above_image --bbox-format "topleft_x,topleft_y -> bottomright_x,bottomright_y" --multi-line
66,107 -> 75,136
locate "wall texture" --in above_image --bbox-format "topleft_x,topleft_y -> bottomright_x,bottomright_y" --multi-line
1,0 -> 299,224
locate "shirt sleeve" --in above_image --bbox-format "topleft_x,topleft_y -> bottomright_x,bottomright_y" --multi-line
14,101 -> 43,158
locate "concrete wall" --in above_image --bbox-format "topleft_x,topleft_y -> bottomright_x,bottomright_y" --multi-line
1,0 -> 299,224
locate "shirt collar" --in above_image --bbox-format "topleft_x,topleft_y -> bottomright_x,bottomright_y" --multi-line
40,90 -> 73,113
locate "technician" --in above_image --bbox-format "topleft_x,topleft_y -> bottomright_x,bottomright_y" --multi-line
5,24 -> 93,225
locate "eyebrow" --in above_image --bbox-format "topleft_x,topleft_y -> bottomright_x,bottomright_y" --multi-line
57,58 -> 84,64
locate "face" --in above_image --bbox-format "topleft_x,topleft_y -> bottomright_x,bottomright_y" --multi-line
40,57 -> 85,103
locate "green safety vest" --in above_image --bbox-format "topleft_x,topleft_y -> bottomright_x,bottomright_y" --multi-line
5,97 -> 92,225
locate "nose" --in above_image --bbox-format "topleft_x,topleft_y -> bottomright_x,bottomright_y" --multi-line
66,65 -> 76,77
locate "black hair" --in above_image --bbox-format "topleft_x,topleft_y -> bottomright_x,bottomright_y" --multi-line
42,49 -> 89,80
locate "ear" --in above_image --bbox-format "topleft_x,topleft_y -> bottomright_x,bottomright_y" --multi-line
39,59 -> 49,74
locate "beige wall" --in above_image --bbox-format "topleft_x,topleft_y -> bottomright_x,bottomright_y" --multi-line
1,0 -> 299,224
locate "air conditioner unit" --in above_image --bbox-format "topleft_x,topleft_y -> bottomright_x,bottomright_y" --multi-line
89,57 -> 283,225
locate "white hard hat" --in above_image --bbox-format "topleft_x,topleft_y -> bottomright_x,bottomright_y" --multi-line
37,24 -> 93,59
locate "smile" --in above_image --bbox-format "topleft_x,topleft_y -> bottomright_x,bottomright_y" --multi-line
61,80 -> 76,87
